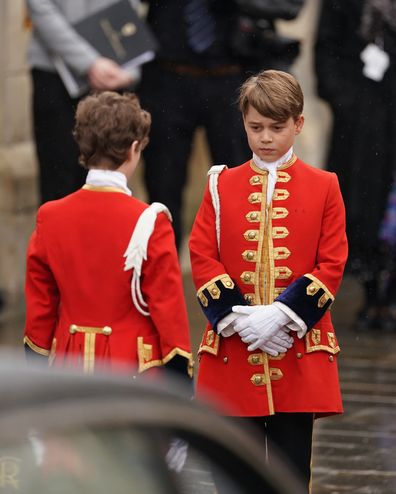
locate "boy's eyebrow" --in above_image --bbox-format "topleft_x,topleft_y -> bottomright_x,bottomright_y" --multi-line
246,119 -> 287,125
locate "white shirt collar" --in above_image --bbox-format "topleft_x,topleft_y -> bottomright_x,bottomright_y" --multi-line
85,169 -> 132,196
252,147 -> 294,205
252,147 -> 294,171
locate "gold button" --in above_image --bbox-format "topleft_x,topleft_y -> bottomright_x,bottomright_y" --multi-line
248,231 -> 256,239
69,324 -> 77,334
296,352 -> 303,359
103,326 -> 112,336
211,288 -> 218,296
245,295 -> 253,303
225,281 -> 232,287
251,355 -> 260,364
308,286 -> 317,294
329,355 -> 334,362
251,194 -> 258,201
253,176 -> 260,183
243,273 -> 251,282
250,212 -> 258,220
247,251 -> 254,260
254,375 -> 262,385
223,357 -> 228,364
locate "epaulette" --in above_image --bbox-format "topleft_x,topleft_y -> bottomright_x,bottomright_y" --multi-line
124,202 -> 172,316
207,164 -> 227,251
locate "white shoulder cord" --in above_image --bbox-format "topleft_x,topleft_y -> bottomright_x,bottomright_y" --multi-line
207,165 -> 227,251
123,202 -> 172,316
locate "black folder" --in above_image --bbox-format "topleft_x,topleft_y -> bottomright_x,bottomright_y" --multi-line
53,0 -> 158,97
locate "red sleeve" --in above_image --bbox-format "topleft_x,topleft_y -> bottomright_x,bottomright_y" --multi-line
24,209 -> 59,355
141,213 -> 193,371
312,172 -> 348,294
276,173 -> 348,328
189,182 -> 247,329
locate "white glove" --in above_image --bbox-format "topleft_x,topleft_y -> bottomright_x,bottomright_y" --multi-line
166,438 -> 188,473
232,304 -> 294,352
257,327 -> 294,356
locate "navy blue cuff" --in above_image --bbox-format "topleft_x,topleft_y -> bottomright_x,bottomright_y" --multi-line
197,274 -> 247,332
275,275 -> 334,329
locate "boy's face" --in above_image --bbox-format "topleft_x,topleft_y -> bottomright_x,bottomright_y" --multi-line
243,105 -> 304,162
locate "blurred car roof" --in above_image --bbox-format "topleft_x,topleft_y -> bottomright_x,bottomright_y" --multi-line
0,351 -> 305,494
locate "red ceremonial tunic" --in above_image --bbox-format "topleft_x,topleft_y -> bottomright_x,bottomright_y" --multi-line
189,155 -> 348,417
24,185 -> 192,375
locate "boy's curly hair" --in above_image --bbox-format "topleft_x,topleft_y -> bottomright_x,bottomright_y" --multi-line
73,91 -> 151,170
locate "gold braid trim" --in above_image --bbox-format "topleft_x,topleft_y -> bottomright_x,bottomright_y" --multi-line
82,184 -> 129,194
23,336 -> 50,356
137,337 -> 194,377
163,348 -> 194,378
197,274 -> 234,295
249,153 -> 297,174
304,273 -> 335,301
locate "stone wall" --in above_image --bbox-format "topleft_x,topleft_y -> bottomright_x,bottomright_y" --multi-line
0,0 -> 38,319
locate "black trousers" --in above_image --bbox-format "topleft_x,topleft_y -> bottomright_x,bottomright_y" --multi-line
138,64 -> 251,248
31,69 -> 87,204
214,413 -> 314,494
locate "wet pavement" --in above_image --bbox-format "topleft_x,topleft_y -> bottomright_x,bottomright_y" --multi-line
1,273 -> 396,493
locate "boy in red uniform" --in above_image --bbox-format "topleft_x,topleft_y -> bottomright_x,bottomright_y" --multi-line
24,91 -> 193,379
189,70 -> 348,490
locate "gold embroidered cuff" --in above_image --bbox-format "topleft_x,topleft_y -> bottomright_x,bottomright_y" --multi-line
23,336 -> 50,356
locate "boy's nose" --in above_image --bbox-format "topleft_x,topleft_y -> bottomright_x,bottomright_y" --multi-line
261,132 -> 273,143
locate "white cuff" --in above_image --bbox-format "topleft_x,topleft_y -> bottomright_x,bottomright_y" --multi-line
273,301 -> 307,338
217,313 -> 238,337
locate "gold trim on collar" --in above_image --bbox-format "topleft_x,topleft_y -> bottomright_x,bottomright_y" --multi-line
249,154 -> 297,174
249,160 -> 269,174
278,153 -> 297,169
82,184 -> 129,195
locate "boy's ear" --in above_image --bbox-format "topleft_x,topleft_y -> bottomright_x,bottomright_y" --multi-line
130,140 -> 141,156
126,140 -> 141,164
294,115 -> 304,135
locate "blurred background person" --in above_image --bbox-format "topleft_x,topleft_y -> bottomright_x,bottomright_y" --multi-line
138,0 -> 305,249
314,0 -> 396,330
26,0 -> 139,205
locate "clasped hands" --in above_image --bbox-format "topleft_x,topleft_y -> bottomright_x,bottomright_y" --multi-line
231,304 -> 294,355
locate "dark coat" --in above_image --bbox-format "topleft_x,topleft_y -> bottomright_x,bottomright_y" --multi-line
314,0 -> 396,274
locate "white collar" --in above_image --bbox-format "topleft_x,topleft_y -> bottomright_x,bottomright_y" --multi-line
85,169 -> 132,196
252,147 -> 294,171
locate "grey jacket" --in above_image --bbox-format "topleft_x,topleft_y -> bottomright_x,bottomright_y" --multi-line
27,0 -> 139,75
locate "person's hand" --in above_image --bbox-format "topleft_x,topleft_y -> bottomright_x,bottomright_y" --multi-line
88,57 -> 134,90
165,438 -> 188,473
257,327 -> 294,356
232,304 -> 293,353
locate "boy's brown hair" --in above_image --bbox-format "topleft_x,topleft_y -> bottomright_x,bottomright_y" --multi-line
73,91 -> 151,170
238,69 -> 304,122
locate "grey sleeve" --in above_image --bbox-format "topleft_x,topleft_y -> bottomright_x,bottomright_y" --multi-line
26,0 -> 99,75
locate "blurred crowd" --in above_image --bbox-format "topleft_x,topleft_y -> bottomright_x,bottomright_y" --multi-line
5,0 -> 395,333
